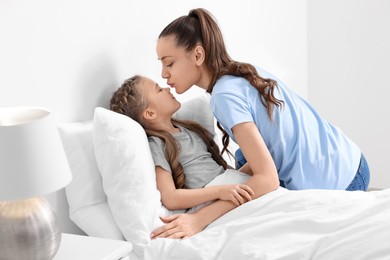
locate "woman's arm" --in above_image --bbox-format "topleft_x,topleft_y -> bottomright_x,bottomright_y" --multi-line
238,163 -> 253,176
156,166 -> 253,210
232,122 -> 279,198
151,122 -> 279,239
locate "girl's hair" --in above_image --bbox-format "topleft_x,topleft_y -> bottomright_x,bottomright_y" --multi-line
110,75 -> 228,189
110,75 -> 146,124
159,8 -> 284,155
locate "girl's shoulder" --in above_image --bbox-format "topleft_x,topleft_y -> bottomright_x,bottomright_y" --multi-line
148,135 -> 164,146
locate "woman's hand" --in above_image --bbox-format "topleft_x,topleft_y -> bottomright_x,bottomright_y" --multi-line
150,213 -> 206,239
217,184 -> 254,206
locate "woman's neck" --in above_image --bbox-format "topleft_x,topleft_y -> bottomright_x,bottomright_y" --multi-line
197,66 -> 212,91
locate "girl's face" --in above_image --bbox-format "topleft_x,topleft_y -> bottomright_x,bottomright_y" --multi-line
156,36 -> 203,94
140,77 -> 181,119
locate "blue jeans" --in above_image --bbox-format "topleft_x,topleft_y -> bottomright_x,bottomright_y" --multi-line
346,154 -> 370,191
235,149 -> 370,191
235,148 -> 247,170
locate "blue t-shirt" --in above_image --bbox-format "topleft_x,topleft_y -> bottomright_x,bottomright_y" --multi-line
211,67 -> 361,190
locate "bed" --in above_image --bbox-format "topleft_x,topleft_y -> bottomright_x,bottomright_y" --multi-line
56,95 -> 390,260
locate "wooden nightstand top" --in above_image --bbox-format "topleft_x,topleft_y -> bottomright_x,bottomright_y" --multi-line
53,233 -> 132,260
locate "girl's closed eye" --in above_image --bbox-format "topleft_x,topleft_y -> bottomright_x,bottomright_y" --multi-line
166,63 -> 173,68
155,84 -> 163,92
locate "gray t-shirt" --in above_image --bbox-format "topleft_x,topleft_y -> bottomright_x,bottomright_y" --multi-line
148,125 -> 225,189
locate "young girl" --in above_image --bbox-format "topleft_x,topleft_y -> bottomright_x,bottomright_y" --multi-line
151,8 -> 371,238
110,75 -> 254,236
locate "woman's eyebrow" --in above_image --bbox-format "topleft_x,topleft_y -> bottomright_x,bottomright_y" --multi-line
159,56 -> 172,61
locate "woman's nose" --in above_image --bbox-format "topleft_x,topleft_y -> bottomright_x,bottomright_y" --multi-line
161,68 -> 169,79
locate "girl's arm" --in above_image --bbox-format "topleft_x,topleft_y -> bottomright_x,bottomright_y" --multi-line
151,122 -> 279,239
151,199 -> 235,239
156,166 -> 254,210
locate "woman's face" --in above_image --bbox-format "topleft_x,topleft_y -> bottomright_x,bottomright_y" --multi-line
140,77 -> 181,118
156,36 -> 202,94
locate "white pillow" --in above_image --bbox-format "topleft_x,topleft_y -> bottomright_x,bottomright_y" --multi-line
58,121 -> 124,240
173,94 -> 215,135
93,107 -> 162,257
174,94 -> 237,167
60,95 -> 225,256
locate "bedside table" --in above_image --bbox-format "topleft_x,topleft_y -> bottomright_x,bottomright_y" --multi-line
53,233 -> 133,260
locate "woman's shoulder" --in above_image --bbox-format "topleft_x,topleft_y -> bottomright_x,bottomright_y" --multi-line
213,75 -> 252,95
215,74 -> 248,86
214,65 -> 272,93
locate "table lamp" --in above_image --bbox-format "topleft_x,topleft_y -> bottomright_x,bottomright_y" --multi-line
0,107 -> 72,260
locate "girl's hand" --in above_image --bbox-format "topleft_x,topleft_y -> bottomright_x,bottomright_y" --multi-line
150,213 -> 206,240
217,184 -> 254,206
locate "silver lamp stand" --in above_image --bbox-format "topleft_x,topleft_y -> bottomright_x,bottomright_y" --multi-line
0,197 -> 62,260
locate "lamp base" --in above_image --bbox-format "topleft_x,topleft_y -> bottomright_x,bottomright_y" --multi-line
0,197 -> 61,260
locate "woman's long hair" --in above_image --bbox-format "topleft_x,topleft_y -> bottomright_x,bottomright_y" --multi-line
159,8 -> 284,155
110,75 -> 228,189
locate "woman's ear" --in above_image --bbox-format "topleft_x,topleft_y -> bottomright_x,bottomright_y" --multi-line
194,45 -> 205,66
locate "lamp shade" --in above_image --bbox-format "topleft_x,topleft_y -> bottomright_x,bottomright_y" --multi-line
0,107 -> 72,201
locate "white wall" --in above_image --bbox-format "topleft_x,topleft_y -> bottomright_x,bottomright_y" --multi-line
0,0 -> 307,234
308,0 -> 390,189
1,0 -> 387,189
0,0 -> 307,123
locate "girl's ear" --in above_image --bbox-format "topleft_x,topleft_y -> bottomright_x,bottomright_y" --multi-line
194,45 -> 205,66
143,108 -> 157,120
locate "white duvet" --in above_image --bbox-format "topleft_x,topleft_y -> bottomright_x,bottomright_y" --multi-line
144,184 -> 390,260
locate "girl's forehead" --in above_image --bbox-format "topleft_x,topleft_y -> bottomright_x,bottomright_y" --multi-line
142,77 -> 157,88
139,77 -> 157,95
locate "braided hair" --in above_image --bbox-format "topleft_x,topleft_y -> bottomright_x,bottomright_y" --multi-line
110,75 -> 228,189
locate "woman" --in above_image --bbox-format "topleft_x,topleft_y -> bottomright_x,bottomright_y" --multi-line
152,7 -> 370,239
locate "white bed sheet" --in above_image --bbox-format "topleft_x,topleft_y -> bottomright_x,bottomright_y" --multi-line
144,187 -> 390,260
